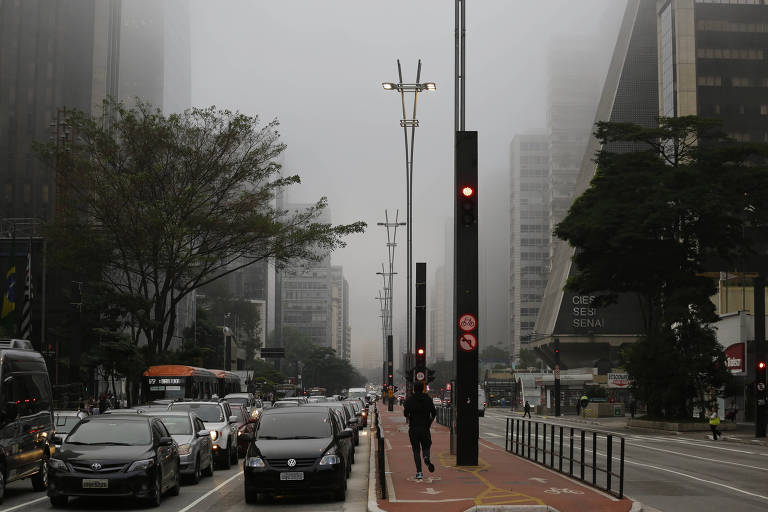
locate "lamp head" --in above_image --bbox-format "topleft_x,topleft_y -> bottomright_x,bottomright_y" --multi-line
382,82 -> 396,90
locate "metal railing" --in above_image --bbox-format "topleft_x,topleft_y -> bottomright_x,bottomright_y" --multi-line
505,417 -> 625,498
375,405 -> 387,499
436,405 -> 452,427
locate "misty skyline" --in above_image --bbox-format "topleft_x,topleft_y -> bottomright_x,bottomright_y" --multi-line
189,0 -> 627,370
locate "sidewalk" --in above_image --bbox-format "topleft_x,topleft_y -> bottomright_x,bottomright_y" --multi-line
370,404 -> 636,512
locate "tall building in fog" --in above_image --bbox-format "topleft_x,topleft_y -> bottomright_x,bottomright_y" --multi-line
0,0 -> 190,221
509,135 -> 550,364
546,40 -> 604,261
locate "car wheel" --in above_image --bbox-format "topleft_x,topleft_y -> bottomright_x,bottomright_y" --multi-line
220,448 -> 231,470
49,495 -> 68,507
334,477 -> 347,501
169,463 -> 180,496
145,472 -> 162,507
244,486 -> 257,504
0,468 -> 6,505
202,454 -> 214,477
31,452 -> 49,491
230,442 -> 237,465
189,455 -> 201,484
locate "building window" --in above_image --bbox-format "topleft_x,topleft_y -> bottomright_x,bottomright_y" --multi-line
697,75 -> 722,86
761,105 -> 768,115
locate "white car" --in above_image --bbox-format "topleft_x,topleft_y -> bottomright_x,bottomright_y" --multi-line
168,401 -> 239,469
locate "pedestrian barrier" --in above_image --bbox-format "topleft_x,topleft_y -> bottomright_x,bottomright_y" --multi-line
435,405 -> 452,427
504,417 -> 625,499
375,405 -> 387,499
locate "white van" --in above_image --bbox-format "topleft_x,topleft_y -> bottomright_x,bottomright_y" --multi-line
478,385 -> 487,417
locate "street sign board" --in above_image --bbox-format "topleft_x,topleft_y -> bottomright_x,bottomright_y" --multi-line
458,333 -> 478,352
458,313 -> 478,332
416,371 -> 426,382
260,347 -> 285,358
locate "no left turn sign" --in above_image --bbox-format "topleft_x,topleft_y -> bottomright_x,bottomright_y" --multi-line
458,333 -> 478,352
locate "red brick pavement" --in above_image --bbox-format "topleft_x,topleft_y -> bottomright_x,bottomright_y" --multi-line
373,403 -> 634,512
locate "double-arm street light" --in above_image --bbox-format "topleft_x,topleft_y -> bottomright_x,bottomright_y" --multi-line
381,60 -> 435,382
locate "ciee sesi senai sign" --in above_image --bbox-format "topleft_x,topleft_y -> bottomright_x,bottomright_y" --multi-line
571,295 -> 605,328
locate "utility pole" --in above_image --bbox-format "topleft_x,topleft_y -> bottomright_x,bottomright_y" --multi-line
554,338 -> 561,417
377,211 -> 404,389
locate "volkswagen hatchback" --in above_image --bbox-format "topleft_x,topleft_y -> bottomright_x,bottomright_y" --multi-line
243,407 -> 352,503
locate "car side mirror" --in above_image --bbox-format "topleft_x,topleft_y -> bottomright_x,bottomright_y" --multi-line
197,429 -> 210,438
336,430 -> 352,439
228,415 -> 239,424
158,436 -> 175,447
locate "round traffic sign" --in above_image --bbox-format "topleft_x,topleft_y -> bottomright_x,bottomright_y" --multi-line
458,333 -> 478,352
458,314 -> 478,332
416,371 -> 426,382
758,382 -> 766,392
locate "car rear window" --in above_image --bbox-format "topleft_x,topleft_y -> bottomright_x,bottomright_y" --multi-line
169,403 -> 223,422
258,412 -> 332,440
54,415 -> 82,433
156,415 -> 192,435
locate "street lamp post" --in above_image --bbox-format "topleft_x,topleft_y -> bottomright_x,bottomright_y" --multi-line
382,60 -> 435,389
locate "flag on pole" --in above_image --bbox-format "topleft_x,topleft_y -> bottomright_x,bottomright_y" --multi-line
20,243 -> 33,341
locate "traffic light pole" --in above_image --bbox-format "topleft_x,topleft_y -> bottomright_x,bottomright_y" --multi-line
387,334 -> 394,412
755,275 -> 767,437
415,263 -> 427,385
554,338 -> 561,417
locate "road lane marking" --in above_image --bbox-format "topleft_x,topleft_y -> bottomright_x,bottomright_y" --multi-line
627,442 -> 768,470
176,470 -> 243,512
482,432 -> 502,437
0,496 -> 48,512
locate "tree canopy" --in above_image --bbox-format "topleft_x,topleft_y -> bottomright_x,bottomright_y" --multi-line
37,99 -> 365,354
555,117 -> 768,417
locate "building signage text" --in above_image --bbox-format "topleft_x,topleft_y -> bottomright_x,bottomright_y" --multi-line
571,295 -> 605,329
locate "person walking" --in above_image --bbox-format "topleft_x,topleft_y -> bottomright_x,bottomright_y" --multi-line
523,400 -> 531,418
709,408 -> 721,440
403,381 -> 437,479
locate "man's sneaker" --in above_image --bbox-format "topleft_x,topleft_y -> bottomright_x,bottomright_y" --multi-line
416,472 -> 423,479
425,458 -> 435,473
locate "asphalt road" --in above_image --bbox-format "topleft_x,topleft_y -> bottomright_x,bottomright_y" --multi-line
0,429 -> 371,512
481,409 -> 768,512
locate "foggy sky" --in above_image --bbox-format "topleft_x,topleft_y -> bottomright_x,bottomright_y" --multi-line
189,0 -> 627,371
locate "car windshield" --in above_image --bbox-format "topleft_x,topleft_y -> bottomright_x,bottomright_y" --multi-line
67,419 -> 151,445
257,413 -> 332,440
169,403 -> 224,422
155,415 -> 192,435
226,397 -> 248,407
54,415 -> 81,433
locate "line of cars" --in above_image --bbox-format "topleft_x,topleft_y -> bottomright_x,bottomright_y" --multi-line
46,392 -> 263,507
242,394 -> 370,503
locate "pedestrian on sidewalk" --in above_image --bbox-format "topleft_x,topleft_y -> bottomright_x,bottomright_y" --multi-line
709,408 -> 721,440
403,381 -> 436,480
523,400 -> 531,418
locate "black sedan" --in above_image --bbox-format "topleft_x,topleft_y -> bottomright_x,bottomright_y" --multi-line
243,407 -> 352,503
48,414 -> 180,507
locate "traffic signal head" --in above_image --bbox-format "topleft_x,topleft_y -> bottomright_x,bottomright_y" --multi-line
459,184 -> 477,227
759,361 -> 766,370
417,348 -> 425,356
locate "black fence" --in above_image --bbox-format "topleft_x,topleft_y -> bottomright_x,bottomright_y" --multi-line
436,405 -> 452,427
374,405 -> 387,499
505,417 -> 625,498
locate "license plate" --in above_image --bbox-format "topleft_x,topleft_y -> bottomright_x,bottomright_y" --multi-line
279,472 -> 304,481
82,479 -> 108,488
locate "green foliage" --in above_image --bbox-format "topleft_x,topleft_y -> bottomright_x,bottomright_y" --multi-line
518,349 -> 542,369
555,117 -> 756,418
37,98 -> 365,354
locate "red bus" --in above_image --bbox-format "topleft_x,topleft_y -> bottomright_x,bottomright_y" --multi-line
142,365 -> 218,402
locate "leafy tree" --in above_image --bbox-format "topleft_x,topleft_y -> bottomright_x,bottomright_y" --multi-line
554,117 -> 768,417
518,349 -> 542,369
37,99 -> 365,355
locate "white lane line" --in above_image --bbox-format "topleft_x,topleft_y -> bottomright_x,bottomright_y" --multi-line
0,496 -> 48,512
176,470 -> 243,512
626,442 -> 768,471
482,432 -> 502,437
620,457 -> 768,502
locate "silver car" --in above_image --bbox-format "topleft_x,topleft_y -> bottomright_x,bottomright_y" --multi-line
143,410 -> 214,484
52,410 -> 88,448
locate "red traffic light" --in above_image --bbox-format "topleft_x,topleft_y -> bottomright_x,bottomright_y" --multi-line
461,186 -> 474,198
417,348 -> 425,356
388,373 -> 393,379
759,361 -> 766,370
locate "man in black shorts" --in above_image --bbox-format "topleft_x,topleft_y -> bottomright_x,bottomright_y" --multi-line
403,381 -> 437,479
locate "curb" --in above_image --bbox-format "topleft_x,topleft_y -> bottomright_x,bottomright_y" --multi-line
368,423 -> 387,512
461,506 -> 561,512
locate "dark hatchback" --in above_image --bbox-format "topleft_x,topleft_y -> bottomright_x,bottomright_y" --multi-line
243,407 -> 352,503
48,414 -> 180,507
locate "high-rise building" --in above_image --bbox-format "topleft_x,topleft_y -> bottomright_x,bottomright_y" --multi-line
330,266 -> 351,360
534,0 -> 660,370
509,135 -> 550,364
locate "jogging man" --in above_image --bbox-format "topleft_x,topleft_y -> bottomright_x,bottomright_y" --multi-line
403,381 -> 437,479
